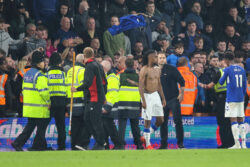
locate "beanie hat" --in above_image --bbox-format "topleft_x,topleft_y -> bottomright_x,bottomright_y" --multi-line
49,52 -> 62,66
31,51 -> 44,65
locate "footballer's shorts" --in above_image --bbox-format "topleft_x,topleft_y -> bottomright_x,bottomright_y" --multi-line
225,102 -> 245,118
142,91 -> 164,120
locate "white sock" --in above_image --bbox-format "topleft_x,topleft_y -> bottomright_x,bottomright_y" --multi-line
231,123 -> 240,144
150,127 -> 154,134
239,123 -> 246,143
143,132 -> 151,147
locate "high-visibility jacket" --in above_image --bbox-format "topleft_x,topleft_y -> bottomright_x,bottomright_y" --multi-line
177,66 -> 198,115
0,74 -> 8,105
118,71 -> 140,113
22,68 -> 50,118
246,84 -> 250,116
103,72 -> 120,112
17,68 -> 31,103
47,69 -> 67,97
66,64 -> 85,115
214,68 -> 227,93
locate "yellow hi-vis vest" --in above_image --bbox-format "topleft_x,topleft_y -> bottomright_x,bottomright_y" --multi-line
106,72 -> 119,111
47,69 -> 67,97
22,68 -> 50,118
66,65 -> 85,113
214,68 -> 227,93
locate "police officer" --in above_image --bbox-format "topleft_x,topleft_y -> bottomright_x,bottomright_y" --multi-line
210,54 -> 234,148
11,51 -> 50,151
101,60 -> 123,150
118,58 -> 143,149
48,52 -> 67,150
66,54 -> 90,150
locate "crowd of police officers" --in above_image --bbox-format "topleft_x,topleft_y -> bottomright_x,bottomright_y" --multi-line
11,47 -> 143,151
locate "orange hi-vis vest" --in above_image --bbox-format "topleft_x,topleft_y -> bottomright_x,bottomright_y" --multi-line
17,68 -> 31,103
177,66 -> 198,115
246,84 -> 250,116
0,74 -> 8,105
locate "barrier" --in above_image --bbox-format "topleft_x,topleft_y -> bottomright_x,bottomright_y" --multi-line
0,117 -> 250,151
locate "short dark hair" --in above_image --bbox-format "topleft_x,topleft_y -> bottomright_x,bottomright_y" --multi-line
187,20 -> 197,26
194,36 -> 203,43
190,51 -> 201,59
224,51 -> 235,61
125,58 -> 134,68
217,39 -> 227,46
177,57 -> 188,67
143,49 -> 155,66
37,25 -> 47,31
210,55 -> 219,61
146,1 -> 154,7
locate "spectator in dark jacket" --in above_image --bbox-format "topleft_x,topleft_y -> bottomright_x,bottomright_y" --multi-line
10,2 -> 33,40
74,1 -> 89,35
45,2 -> 72,38
219,24 -> 243,50
33,0 -> 58,24
183,1 -> 204,30
55,17 -> 83,53
78,17 -> 102,52
223,6 -> 249,39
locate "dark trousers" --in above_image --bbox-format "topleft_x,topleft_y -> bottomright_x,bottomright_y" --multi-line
50,106 -> 66,150
103,117 -> 121,147
14,118 -> 50,150
160,99 -> 184,146
84,102 -> 105,146
215,93 -> 234,148
71,114 -> 90,150
118,118 -> 142,146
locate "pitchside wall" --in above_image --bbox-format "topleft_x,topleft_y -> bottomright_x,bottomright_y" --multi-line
0,117 -> 249,150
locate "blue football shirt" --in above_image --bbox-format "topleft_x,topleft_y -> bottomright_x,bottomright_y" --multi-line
219,65 -> 247,102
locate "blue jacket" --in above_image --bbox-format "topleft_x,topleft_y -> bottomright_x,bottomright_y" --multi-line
193,72 -> 205,104
108,15 -> 146,36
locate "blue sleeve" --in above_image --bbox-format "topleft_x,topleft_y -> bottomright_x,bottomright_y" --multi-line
197,79 -> 205,101
219,68 -> 228,85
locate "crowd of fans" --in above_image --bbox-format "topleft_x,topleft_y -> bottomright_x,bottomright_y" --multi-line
0,0 -> 249,117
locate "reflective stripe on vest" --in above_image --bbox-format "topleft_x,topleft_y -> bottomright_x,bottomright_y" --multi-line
107,88 -> 119,92
23,103 -> 49,107
118,106 -> 140,111
67,103 -> 85,107
119,88 -> 139,91
178,66 -> 197,115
